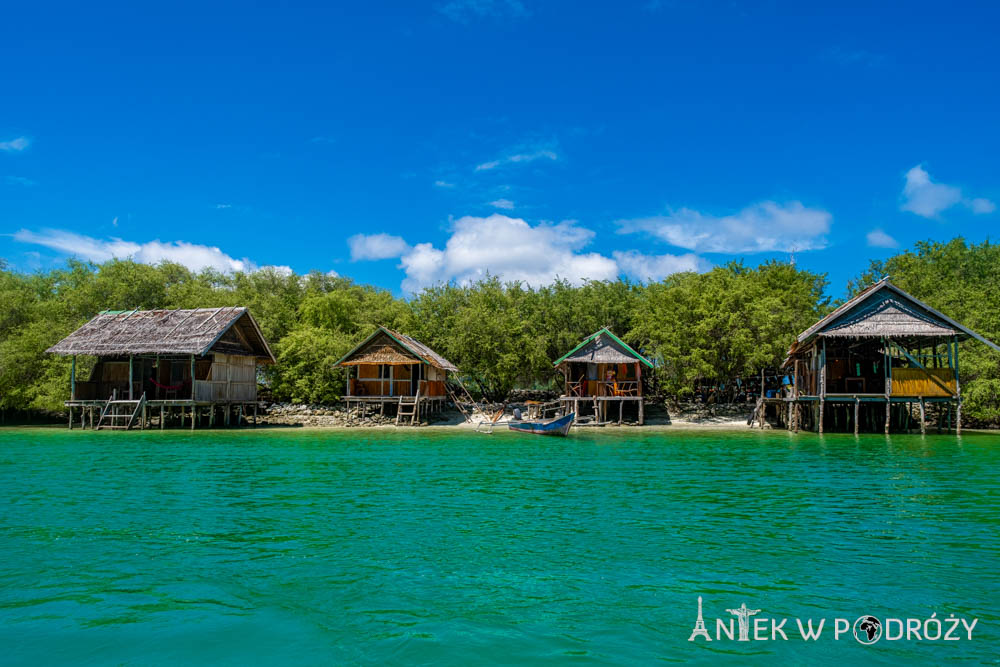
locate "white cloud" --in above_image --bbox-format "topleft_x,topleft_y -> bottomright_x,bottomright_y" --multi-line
900,165 -> 995,218
617,201 -> 831,253
866,229 -> 898,248
969,198 -> 997,214
13,228 -> 255,273
326,269 -> 340,277
215,203 -> 233,209
488,198 -> 515,210
261,265 -> 294,277
612,250 -> 710,281
437,0 -> 528,22
396,214 -> 618,292
434,180 -> 456,188
5,175 -> 36,186
475,148 -> 558,171
347,233 -> 411,261
0,136 -> 29,152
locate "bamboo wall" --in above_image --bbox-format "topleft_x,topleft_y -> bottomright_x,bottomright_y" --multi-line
891,368 -> 957,397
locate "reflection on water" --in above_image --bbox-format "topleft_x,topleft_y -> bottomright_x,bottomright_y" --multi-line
0,427 -> 998,664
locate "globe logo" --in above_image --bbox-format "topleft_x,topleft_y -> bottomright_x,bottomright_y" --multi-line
853,615 -> 882,644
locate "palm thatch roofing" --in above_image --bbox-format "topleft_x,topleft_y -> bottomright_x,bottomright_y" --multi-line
337,326 -> 458,371
792,278 -> 1000,352
554,328 -> 654,368
47,307 -> 276,362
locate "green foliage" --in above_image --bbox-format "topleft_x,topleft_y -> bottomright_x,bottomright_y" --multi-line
2,238 -> 1000,425
632,261 -> 830,395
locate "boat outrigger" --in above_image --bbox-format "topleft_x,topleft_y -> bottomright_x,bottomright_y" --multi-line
508,412 -> 575,437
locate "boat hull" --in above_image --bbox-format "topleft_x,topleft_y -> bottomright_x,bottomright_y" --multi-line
508,412 -> 574,436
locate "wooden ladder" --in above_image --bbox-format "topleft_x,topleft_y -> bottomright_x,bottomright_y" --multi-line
96,393 -> 145,431
396,390 -> 421,426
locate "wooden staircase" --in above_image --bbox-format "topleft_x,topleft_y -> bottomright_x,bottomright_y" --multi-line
96,392 -> 146,431
396,390 -> 421,426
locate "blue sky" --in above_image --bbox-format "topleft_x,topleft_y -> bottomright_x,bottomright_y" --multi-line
2,1 -> 998,296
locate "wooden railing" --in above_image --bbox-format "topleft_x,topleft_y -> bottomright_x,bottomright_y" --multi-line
349,379 -> 446,397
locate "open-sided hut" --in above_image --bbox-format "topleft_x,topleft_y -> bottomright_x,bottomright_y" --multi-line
555,328 -> 653,424
779,278 -> 1000,434
47,307 -> 275,430
337,326 -> 457,423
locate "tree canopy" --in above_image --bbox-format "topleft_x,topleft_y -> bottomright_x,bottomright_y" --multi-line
2,237 -> 998,423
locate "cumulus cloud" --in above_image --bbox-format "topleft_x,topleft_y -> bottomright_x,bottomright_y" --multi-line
13,228 -> 256,273
900,165 -> 995,218
393,214 -> 617,292
866,229 -> 898,248
434,180 -> 456,188
475,148 -> 558,171
617,201 -> 831,253
0,136 -> 29,152
347,233 -> 411,261
612,250 -> 710,281
488,198 -> 515,210
5,175 -> 36,186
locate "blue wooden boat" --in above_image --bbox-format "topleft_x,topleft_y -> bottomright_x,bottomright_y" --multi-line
508,412 -> 574,436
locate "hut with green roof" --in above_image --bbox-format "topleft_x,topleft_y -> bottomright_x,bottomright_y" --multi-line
554,328 -> 653,425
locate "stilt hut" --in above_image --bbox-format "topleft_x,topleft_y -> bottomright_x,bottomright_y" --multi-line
337,326 -> 457,424
47,307 -> 275,430
555,328 -> 653,424
777,278 -> 1000,434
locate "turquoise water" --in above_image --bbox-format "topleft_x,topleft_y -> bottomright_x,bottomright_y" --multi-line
1,427 -> 998,665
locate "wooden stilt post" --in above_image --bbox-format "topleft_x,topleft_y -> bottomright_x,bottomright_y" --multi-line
638,399 -> 644,425
225,405 -> 231,427
919,398 -> 926,435
253,402 -> 258,427
618,399 -> 623,425
128,355 -> 134,401
191,406 -> 196,430
80,408 -> 85,429
209,405 -> 215,428
819,399 -> 824,434
956,400 -> 962,435
70,355 -> 76,400
854,398 -> 859,435
160,405 -> 165,430
68,406 -> 73,430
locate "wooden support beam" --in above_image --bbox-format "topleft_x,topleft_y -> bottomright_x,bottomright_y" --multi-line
70,355 -> 76,400
129,355 -> 134,401
160,405 -> 165,430
885,401 -> 890,435
819,399 -> 824,434
854,398 -> 859,436
919,398 -> 926,435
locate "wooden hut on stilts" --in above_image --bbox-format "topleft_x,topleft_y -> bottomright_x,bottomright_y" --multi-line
769,278 -> 1000,434
337,326 -> 457,425
555,328 -> 653,425
48,307 -> 275,430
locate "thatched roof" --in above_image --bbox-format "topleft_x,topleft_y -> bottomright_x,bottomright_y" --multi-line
794,278 -> 1000,352
47,307 -> 276,362
337,326 -> 458,371
554,328 -> 653,368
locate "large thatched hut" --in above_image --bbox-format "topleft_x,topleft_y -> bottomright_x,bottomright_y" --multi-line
555,328 -> 653,424
47,307 -> 274,430
336,326 -> 457,423
777,278 -> 1000,434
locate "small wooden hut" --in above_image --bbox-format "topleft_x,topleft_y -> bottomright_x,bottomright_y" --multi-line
555,328 -> 653,424
776,278 -> 1000,434
337,326 -> 457,423
47,307 -> 275,430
